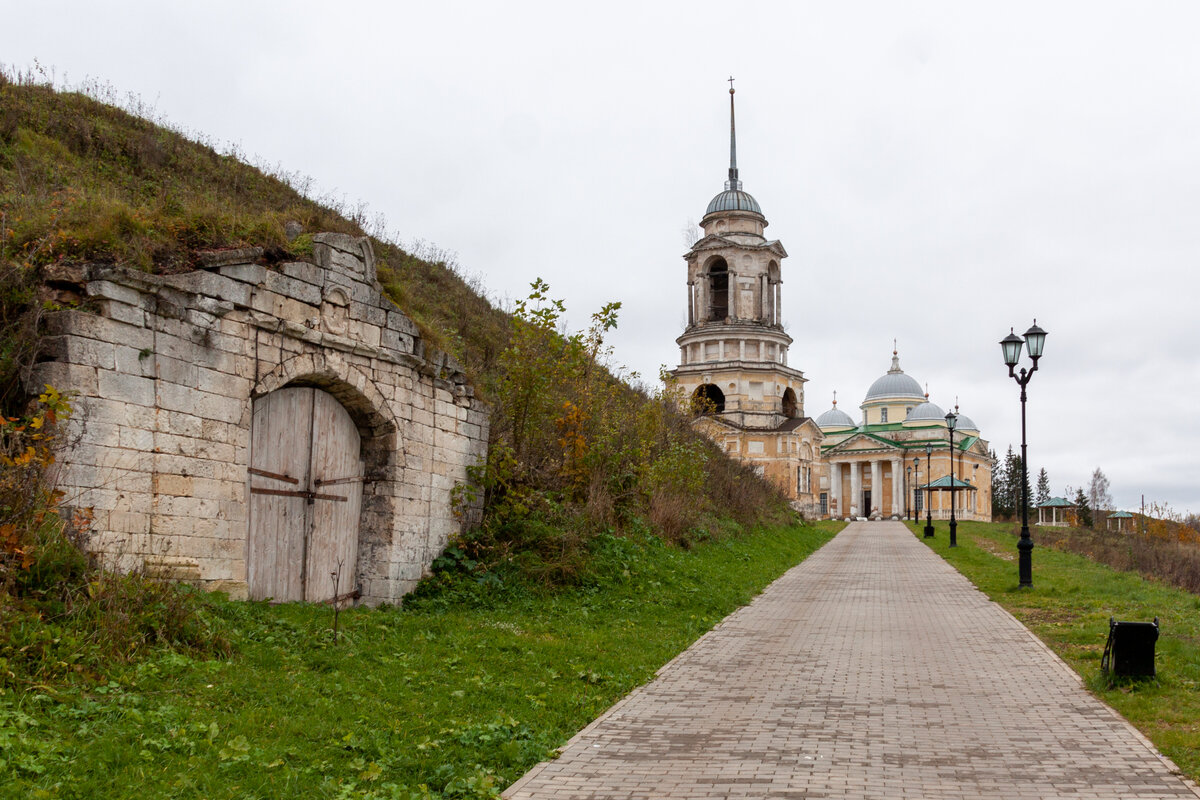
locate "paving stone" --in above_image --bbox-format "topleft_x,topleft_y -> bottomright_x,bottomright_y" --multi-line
505,521 -> 1200,799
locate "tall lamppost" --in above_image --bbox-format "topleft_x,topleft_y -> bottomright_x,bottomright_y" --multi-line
1001,320 -> 1047,588
946,411 -> 958,547
905,466 -> 911,521
923,444 -> 934,538
912,456 -> 919,522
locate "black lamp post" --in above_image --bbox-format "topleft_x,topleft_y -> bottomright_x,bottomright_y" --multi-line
946,411 -> 958,547
923,444 -> 934,538
912,456 -> 919,522
905,466 -> 911,521
1001,320 -> 1047,588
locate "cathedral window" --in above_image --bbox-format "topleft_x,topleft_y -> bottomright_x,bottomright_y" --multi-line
880,408 -> 888,423
707,258 -> 729,320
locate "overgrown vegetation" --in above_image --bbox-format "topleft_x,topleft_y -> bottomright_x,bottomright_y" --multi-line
0,390 -> 229,693
915,520 -> 1200,782
1,521 -> 841,798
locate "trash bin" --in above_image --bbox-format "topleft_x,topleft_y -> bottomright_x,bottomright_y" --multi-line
1101,617 -> 1159,678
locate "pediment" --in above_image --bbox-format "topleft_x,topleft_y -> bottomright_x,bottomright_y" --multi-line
827,433 -> 902,454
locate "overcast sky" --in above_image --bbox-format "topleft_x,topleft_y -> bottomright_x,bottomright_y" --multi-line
8,1 -> 1200,514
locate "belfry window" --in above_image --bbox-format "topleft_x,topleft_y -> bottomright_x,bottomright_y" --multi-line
708,259 -> 729,320
692,384 -> 725,414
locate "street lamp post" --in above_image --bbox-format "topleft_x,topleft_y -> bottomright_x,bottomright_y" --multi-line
1001,320 -> 1047,588
905,467 -> 911,521
946,411 -> 958,547
923,444 -> 934,538
912,456 -> 919,522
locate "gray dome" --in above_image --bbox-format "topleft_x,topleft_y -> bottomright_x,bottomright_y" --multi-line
705,189 -> 763,216
954,413 -> 978,432
864,351 -> 924,401
816,405 -> 856,429
906,401 -> 946,423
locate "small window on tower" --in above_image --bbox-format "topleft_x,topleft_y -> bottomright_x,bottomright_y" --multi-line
880,408 -> 888,423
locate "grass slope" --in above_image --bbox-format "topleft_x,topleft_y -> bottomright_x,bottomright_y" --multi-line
1,522 -> 842,799
0,75 -> 509,387
913,520 -> 1200,781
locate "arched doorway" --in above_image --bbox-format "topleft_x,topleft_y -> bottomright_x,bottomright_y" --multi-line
692,384 -> 726,414
247,386 -> 365,603
782,387 -> 798,418
707,258 -> 729,320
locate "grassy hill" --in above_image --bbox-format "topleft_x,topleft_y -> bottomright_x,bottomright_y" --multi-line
0,71 -> 508,401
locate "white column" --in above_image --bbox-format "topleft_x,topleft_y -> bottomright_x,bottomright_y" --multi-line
850,462 -> 861,517
871,461 -> 882,518
687,281 -> 694,326
679,346 -> 686,365
728,272 -> 738,320
739,340 -> 746,360
891,458 -> 901,518
830,462 -> 841,516
775,281 -> 782,325
759,275 -> 767,320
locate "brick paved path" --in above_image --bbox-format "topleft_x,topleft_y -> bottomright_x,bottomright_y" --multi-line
505,521 -> 1199,799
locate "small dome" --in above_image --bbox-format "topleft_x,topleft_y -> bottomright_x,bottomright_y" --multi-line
954,413 -> 979,432
705,189 -> 763,217
864,352 -> 924,401
816,405 -> 856,429
906,401 -> 947,423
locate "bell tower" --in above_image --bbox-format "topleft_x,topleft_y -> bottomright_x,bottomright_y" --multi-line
670,82 -> 807,431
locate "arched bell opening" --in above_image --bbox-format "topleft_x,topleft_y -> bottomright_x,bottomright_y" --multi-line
691,383 -> 726,415
782,387 -> 798,418
706,257 -> 729,321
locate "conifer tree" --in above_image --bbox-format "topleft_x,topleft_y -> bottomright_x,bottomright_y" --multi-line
1074,486 -> 1093,528
1035,468 -> 1051,507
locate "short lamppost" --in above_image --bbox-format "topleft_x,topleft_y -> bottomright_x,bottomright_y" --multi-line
946,411 -> 958,547
912,456 -> 919,522
1001,320 -> 1048,588
905,466 -> 911,521
923,444 -> 934,538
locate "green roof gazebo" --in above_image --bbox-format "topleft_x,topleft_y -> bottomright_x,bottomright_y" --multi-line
1036,496 -> 1074,527
920,475 -> 974,520
1107,510 -> 1134,533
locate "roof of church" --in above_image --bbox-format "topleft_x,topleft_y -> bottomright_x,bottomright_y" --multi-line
704,82 -> 766,219
816,405 -> 856,429
706,189 -> 763,216
772,417 -> 814,432
906,400 -> 946,422
864,351 -> 924,401
954,413 -> 978,432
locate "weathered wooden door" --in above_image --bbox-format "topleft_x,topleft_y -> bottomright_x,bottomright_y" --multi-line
247,387 -> 364,603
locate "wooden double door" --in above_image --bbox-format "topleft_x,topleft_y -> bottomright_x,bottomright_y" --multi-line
247,387 -> 364,603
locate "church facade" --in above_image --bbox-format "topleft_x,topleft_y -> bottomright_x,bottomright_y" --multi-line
669,87 -> 992,522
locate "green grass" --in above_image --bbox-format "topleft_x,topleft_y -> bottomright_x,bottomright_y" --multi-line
0,521 -> 841,799
911,520 -> 1200,781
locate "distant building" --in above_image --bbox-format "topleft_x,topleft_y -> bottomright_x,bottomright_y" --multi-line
669,86 -> 992,521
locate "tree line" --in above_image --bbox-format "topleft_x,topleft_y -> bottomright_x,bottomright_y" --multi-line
990,446 -> 1113,527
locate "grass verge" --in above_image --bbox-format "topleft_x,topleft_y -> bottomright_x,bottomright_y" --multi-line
1,521 -> 841,799
911,520 -> 1200,782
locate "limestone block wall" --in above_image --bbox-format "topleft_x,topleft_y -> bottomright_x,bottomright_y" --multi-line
32,233 -> 489,605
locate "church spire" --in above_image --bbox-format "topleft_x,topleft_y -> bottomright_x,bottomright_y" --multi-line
726,77 -> 742,191
889,341 -> 903,374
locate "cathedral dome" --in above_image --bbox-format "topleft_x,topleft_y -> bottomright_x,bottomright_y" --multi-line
954,413 -> 979,432
705,189 -> 763,217
864,351 -> 924,401
906,401 -> 946,423
816,404 -> 856,430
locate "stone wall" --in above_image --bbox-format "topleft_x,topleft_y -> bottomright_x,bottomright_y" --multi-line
31,233 -> 489,605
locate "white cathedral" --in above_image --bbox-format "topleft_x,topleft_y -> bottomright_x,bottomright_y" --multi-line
669,86 -> 993,522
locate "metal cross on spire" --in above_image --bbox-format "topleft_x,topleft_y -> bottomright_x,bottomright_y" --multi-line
726,76 -> 741,190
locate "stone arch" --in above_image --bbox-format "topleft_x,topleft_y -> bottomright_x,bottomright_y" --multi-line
703,256 -> 729,321
767,260 -> 781,283
782,387 -> 798,418
692,383 -> 725,414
